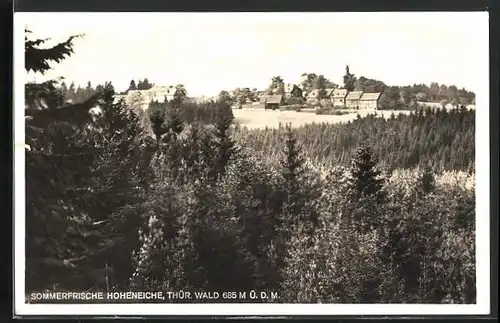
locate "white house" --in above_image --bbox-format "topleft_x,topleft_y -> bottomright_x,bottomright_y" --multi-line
359,92 -> 382,110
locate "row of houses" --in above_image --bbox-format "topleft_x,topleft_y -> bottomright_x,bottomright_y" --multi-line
307,88 -> 382,109
118,83 -> 381,111
256,86 -> 383,110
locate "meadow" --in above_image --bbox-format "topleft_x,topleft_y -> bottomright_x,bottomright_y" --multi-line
232,108 -> 413,129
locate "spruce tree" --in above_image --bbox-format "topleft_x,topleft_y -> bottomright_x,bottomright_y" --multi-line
165,107 -> 184,136
128,80 -> 137,91
85,81 -> 93,99
87,83 -> 150,288
212,108 -> 238,181
418,165 -> 436,195
25,29 -> 82,75
343,65 -> 357,92
348,143 -> 385,233
280,125 -> 305,222
349,143 -> 384,198
147,101 -> 168,144
25,29 -> 108,292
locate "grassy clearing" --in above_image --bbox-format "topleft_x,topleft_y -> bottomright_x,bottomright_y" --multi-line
232,108 -> 413,129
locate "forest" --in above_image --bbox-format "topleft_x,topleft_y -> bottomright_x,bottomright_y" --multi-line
233,108 -> 475,173
24,30 -> 476,304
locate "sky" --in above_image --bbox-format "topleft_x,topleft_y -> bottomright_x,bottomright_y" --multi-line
17,12 -> 488,97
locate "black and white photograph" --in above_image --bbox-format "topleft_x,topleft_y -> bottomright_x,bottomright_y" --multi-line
14,11 -> 490,316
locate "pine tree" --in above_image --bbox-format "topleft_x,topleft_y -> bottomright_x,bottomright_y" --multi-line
280,125 -> 305,225
137,78 -> 154,90
25,29 -> 108,292
349,143 -> 384,198
418,165 -> 436,195
347,143 -> 385,233
89,83 -> 149,289
128,80 -> 137,91
85,81 -> 93,99
165,107 -> 184,136
143,78 -> 153,90
343,65 -> 357,92
172,85 -> 187,109
147,101 -> 168,144
75,85 -> 84,102
24,29 -> 82,75
281,125 -> 320,232
60,81 -> 68,101
212,108 -> 238,181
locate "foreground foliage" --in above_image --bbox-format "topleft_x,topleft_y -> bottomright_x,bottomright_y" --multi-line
25,29 -> 475,304
126,128 -> 475,303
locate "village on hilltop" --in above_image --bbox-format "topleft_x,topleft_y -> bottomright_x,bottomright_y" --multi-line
252,85 -> 381,110
113,66 -> 476,113
114,81 -> 382,112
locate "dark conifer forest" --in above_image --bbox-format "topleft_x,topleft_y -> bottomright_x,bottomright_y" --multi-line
24,30 -> 476,304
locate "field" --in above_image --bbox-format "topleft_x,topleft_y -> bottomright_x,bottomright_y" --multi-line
232,108 -> 413,129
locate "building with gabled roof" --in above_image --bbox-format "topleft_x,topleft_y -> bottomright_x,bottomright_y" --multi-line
306,89 -> 321,104
263,95 -> 284,110
120,85 -> 179,111
345,90 -> 364,109
282,83 -> 304,100
359,92 -> 382,110
332,88 -> 348,107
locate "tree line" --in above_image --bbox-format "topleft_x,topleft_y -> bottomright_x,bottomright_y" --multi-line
57,78 -> 156,104
343,65 -> 475,109
127,78 -> 155,91
233,107 -> 475,173
221,66 -> 476,110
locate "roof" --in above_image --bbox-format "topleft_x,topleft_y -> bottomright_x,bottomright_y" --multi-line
332,88 -> 348,98
360,92 -> 382,101
127,90 -> 143,95
346,91 -> 363,100
266,95 -> 283,104
149,85 -> 167,92
149,85 -> 177,96
260,94 -> 270,102
160,86 -> 177,96
129,86 -> 178,99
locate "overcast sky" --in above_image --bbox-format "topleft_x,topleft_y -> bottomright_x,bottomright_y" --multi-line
17,12 -> 488,97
